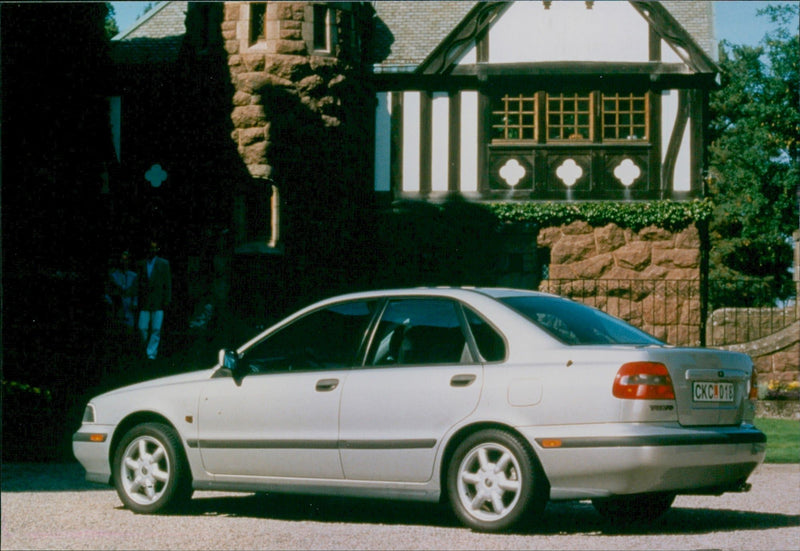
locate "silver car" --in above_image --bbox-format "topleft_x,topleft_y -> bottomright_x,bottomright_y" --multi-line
73,288 -> 766,532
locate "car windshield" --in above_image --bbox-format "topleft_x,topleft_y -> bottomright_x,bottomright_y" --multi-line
499,296 -> 663,346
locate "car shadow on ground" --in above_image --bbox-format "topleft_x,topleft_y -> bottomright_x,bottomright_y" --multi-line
5,463 -> 798,536
175,492 -> 800,536
1,463 -> 103,492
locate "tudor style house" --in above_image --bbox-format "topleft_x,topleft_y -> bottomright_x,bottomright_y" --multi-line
370,1 -> 717,202
107,1 -> 719,341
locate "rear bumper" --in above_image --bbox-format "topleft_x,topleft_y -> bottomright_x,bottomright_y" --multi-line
521,424 -> 766,500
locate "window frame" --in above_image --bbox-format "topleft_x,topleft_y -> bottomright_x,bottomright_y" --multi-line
490,90 -> 651,146
361,296 -> 505,368
491,93 -> 537,142
312,4 -> 331,53
463,306 -> 508,363
239,299 -> 379,375
248,2 -> 267,46
546,92 -> 594,143
601,92 -> 650,142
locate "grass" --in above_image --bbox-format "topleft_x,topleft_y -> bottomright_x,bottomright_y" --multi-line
755,417 -> 800,463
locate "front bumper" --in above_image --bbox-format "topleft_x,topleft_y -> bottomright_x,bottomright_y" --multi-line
521,423 -> 766,500
72,425 -> 114,485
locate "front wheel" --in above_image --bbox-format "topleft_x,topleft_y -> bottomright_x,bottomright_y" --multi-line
592,492 -> 675,526
446,429 -> 547,532
112,422 -> 193,514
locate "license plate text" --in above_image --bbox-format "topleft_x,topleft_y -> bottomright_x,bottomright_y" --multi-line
692,381 -> 735,402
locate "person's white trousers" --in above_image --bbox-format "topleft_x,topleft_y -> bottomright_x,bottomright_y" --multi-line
138,310 -> 164,360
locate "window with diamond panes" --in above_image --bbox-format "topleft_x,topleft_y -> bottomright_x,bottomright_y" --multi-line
602,93 -> 648,140
547,93 -> 592,141
492,94 -> 537,141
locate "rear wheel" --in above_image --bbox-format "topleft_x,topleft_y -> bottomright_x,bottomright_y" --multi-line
592,492 -> 675,526
112,422 -> 193,514
446,429 -> 547,532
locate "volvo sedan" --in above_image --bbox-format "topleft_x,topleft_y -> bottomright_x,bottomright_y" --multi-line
73,288 -> 766,532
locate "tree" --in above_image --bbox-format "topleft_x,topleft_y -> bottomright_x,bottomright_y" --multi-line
707,3 -> 799,307
105,2 -> 119,38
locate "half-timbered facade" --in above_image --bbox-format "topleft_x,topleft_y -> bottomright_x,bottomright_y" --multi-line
371,1 -> 717,202
103,1 -> 719,334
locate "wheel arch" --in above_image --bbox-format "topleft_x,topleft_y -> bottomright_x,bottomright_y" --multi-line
438,421 -> 550,502
108,411 -> 180,466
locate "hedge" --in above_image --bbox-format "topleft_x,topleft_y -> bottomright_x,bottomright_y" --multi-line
486,199 -> 714,232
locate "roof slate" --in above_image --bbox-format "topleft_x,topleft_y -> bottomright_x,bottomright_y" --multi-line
372,0 -> 716,69
111,1 -> 188,65
372,1 -> 477,67
110,1 -> 715,68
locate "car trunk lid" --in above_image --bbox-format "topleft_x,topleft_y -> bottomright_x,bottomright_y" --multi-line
650,348 -> 754,426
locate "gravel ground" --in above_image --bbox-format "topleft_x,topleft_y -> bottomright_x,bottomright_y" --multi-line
2,462 -> 798,550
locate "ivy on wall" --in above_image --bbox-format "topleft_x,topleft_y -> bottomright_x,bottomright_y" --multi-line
486,199 -> 714,233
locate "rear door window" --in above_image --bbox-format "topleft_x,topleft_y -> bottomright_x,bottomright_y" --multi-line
464,307 -> 506,362
366,298 -> 473,366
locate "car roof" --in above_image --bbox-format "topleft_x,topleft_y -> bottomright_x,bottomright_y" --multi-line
315,287 -> 556,304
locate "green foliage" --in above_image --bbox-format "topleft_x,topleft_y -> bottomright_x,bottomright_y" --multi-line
361,199 -> 712,293
104,3 -> 119,38
1,380 -> 53,402
708,4 -> 799,307
487,199 -> 713,233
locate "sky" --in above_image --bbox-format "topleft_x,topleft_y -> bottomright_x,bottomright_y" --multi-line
112,1 -> 798,46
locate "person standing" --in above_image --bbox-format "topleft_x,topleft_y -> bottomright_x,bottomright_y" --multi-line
105,250 -> 138,329
138,240 -> 171,360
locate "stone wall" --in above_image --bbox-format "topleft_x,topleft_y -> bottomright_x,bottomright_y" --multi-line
221,2 -> 373,250
223,2 -> 369,174
535,221 -> 702,345
718,320 -> 800,386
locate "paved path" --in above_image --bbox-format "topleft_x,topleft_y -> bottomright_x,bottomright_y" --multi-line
2,462 -> 798,550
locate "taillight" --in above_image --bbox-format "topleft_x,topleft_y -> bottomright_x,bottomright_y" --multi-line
613,362 -> 675,400
748,369 -> 759,400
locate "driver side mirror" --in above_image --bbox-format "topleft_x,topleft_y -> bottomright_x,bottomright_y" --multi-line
219,349 -> 246,385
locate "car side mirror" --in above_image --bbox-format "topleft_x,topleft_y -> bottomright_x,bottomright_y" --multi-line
220,349 -> 246,384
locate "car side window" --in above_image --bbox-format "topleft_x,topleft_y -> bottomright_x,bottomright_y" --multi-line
242,300 -> 377,373
366,298 -> 472,366
464,307 -> 507,362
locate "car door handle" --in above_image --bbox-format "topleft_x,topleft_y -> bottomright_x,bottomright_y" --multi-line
450,374 -> 476,387
315,378 -> 339,392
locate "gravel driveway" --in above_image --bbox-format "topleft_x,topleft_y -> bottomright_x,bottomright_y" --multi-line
2,462 -> 798,550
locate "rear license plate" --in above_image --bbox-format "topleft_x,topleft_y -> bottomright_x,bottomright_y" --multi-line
692,381 -> 735,402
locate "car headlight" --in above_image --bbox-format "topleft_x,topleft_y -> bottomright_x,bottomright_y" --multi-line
82,404 -> 96,424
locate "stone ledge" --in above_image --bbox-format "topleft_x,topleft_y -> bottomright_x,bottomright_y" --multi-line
755,399 -> 800,420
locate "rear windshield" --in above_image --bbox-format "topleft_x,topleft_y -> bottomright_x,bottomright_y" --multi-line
500,296 -> 663,346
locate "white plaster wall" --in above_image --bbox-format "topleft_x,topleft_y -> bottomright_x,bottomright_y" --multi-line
459,42 -> 476,65
373,92 -> 392,192
460,91 -> 479,193
432,93 -> 450,192
402,91 -> 421,192
474,1 -> 650,64
661,89 -> 677,167
662,38 -> 688,63
673,122 -> 692,191
660,90 -> 692,192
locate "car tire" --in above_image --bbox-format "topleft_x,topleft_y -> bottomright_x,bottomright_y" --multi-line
112,422 -> 193,514
592,492 -> 675,526
446,429 -> 547,532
